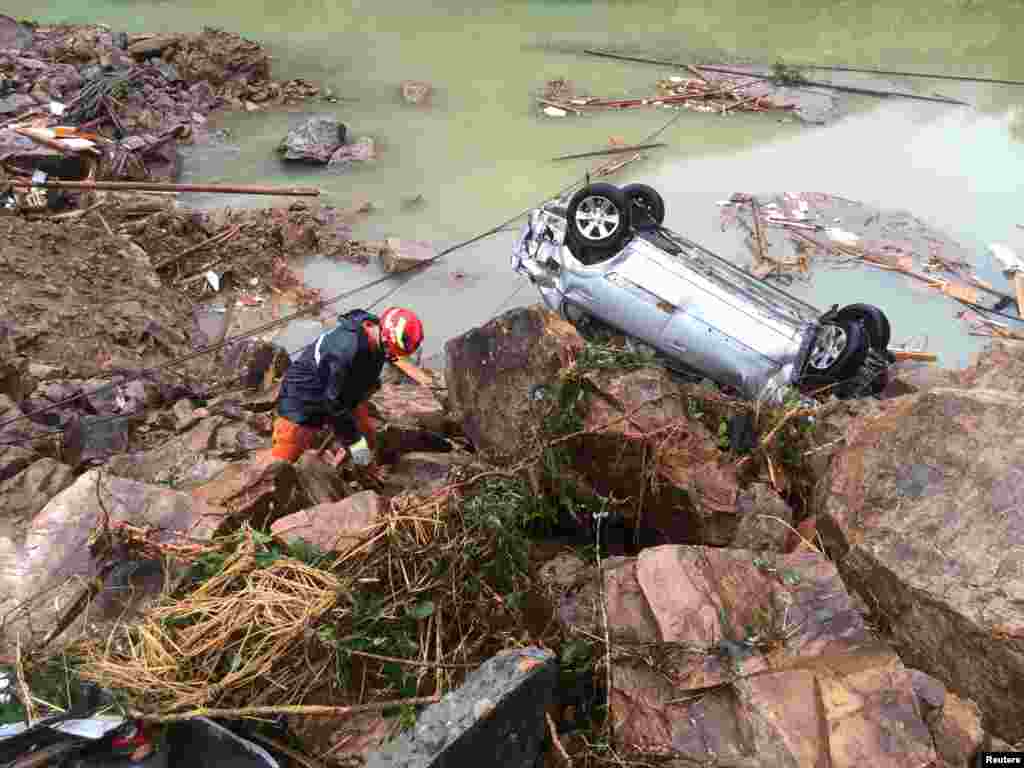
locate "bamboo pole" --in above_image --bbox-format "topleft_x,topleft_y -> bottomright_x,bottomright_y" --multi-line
888,349 -> 938,362
693,65 -> 971,106
552,142 -> 667,161
6,179 -> 321,196
797,63 -> 1024,87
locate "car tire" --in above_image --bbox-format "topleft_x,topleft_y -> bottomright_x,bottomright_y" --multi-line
836,303 -> 891,350
806,317 -> 868,383
566,183 -> 631,250
622,183 -> 666,228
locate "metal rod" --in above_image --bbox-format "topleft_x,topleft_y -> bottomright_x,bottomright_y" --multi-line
797,63 -> 1024,87
694,65 -> 971,106
6,179 -> 321,196
583,49 -> 689,69
552,142 -> 667,162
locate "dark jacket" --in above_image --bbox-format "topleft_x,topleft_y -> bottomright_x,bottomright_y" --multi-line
276,310 -> 385,445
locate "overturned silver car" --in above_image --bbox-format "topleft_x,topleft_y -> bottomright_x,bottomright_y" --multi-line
511,182 -> 892,402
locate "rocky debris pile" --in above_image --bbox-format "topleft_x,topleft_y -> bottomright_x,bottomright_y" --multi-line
545,543 -> 1007,766
277,114 -> 377,168
444,305 -> 816,550
817,341 -> 1024,745
0,22 -> 321,183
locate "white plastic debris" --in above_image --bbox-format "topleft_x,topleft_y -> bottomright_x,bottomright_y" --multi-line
669,75 -> 685,83
826,228 -> 860,246
49,100 -> 66,116
989,243 -> 1024,273
250,277 -> 260,286
205,271 -> 221,292
31,169 -> 47,184
543,106 -> 568,118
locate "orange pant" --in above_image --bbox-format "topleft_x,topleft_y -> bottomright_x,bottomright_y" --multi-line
271,417 -> 322,462
270,403 -> 376,463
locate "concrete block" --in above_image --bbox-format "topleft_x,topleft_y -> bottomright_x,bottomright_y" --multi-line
366,646 -> 556,768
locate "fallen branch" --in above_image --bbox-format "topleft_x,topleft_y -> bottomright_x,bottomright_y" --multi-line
551,142 -> 667,162
129,696 -> 441,722
6,179 -> 321,196
348,649 -> 478,669
154,226 -> 241,271
547,711 -> 573,767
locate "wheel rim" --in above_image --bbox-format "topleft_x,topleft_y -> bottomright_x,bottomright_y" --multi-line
808,324 -> 848,370
574,195 -> 621,241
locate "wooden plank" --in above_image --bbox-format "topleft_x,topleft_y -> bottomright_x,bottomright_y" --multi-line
942,282 -> 980,304
888,349 -> 938,363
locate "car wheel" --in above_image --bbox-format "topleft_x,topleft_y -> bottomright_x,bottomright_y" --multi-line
806,317 -> 868,382
621,183 -> 666,228
836,303 -> 891,350
566,183 -> 631,249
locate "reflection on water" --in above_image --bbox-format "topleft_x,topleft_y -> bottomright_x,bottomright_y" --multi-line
7,0 -> 1024,364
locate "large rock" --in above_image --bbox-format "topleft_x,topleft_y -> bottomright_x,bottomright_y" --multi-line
103,419 -> 231,490
0,356 -> 28,401
958,341 -> 1024,393
192,457 -> 305,529
0,458 -> 76,525
0,14 -> 33,50
0,470 -> 223,648
366,647 -> 557,768
571,368 -> 740,545
379,239 -> 435,274
277,116 -> 347,164
380,452 -> 474,495
220,339 -> 290,392
732,483 -> 795,552
63,414 -> 133,468
270,490 -> 383,554
0,445 -> 35,484
127,33 -> 181,58
328,136 -> 376,167
444,305 -> 584,458
818,387 -> 1024,742
295,451 -> 350,506
581,545 -> 935,767
371,382 -> 456,436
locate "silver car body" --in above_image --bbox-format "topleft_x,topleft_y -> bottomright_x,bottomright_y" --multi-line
511,198 -> 825,402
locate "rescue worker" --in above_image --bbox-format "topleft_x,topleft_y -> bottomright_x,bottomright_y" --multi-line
271,307 -> 424,469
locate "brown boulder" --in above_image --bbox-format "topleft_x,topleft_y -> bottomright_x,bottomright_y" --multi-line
270,490 -> 383,554
103,420 -> 231,490
958,341 -> 1024,393
732,483 -> 794,552
0,444 -> 35,484
572,368 -> 739,545
818,387 -> 1024,742
598,546 -> 934,766
192,458 -> 305,529
0,470 -> 223,648
380,451 -> 474,495
221,339 -> 290,392
379,238 -> 435,273
444,305 -> 584,458
294,451 -> 349,505
0,458 -> 76,523
371,382 -> 455,435
927,691 -> 986,767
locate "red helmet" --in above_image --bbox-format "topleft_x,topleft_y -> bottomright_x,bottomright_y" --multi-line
379,307 -> 424,359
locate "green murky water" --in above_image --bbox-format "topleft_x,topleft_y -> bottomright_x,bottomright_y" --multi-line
10,0 -> 1024,365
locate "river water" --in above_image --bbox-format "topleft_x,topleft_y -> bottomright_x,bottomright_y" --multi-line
12,0 -> 1024,367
